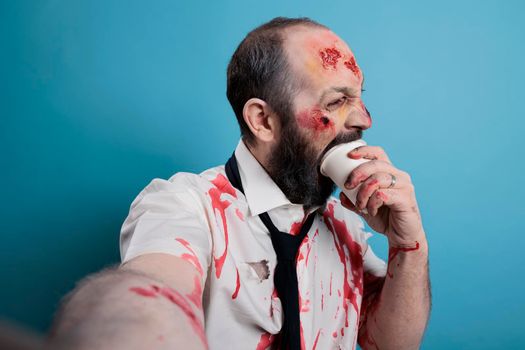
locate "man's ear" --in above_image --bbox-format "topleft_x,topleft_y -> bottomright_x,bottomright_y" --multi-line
242,98 -> 280,143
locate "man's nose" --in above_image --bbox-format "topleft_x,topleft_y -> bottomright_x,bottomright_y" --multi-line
343,99 -> 372,131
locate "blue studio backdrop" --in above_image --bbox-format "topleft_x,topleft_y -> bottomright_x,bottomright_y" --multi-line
1,1 -> 524,349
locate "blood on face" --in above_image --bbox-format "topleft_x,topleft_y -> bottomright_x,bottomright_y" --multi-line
319,47 -> 342,70
297,106 -> 335,136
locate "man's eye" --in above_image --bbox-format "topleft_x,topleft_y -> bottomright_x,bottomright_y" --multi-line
327,97 -> 347,109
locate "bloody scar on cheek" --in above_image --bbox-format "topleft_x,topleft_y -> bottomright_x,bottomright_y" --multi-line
297,108 -> 335,134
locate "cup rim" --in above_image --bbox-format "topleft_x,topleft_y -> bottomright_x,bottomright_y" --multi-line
320,139 -> 367,168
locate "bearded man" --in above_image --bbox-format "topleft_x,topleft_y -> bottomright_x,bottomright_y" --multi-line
48,17 -> 430,350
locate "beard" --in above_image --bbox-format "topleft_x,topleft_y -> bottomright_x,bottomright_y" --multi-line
266,118 -> 363,210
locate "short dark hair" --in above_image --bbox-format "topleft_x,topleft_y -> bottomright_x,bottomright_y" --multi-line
226,17 -> 327,146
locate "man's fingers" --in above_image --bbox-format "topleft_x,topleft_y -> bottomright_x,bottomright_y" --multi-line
354,172 -> 394,210
345,160 -> 408,190
348,145 -> 391,163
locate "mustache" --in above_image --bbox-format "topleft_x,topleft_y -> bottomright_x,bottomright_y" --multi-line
316,129 -> 363,166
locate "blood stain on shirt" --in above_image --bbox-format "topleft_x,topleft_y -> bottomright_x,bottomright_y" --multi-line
175,238 -> 204,276
231,268 -> 241,299
209,173 -> 238,278
323,202 -> 365,329
319,47 -> 342,69
187,275 -> 203,309
312,329 -> 322,350
235,208 -> 244,221
255,332 -> 275,350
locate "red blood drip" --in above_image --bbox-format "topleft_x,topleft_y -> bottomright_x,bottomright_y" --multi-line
387,241 -> 420,278
130,285 -> 207,347
312,329 -> 322,350
290,220 -> 303,235
323,202 -> 364,329
300,323 -> 306,350
235,208 -> 244,221
304,229 -> 318,267
299,292 -> 310,312
297,107 -> 334,135
319,47 -> 342,69
343,56 -> 361,78
157,286 -> 207,347
175,238 -> 204,277
129,286 -> 157,298
329,272 -> 333,296
186,275 -> 203,309
209,173 -> 238,278
212,173 -> 238,198
332,331 -> 338,338
255,332 -> 275,350
231,268 -> 241,299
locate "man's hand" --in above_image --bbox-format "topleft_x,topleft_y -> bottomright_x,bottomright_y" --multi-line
339,145 -> 426,246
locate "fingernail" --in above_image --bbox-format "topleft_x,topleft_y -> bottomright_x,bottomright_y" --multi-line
344,180 -> 352,189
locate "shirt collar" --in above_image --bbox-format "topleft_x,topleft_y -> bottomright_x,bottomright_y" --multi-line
234,138 -> 322,217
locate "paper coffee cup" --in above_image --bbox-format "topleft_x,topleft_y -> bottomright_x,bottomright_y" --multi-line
320,139 -> 370,213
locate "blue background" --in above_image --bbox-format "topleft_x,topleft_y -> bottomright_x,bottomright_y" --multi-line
1,1 -> 524,348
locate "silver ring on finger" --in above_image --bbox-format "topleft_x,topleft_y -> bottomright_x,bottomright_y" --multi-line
388,173 -> 397,188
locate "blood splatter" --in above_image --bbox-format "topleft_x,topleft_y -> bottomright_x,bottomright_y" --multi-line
343,56 -> 361,78
232,268 -> 241,299
319,47 -> 342,69
128,284 -> 207,347
175,238 -> 204,277
187,275 -> 203,309
300,324 -> 306,350
209,173 -> 238,278
387,241 -> 420,278
129,286 -> 157,297
157,286 -> 207,347
290,220 -> 303,236
323,202 -> 364,330
312,329 -> 322,350
235,208 -> 244,221
255,332 -> 275,350
305,229 -> 319,267
297,107 -> 335,135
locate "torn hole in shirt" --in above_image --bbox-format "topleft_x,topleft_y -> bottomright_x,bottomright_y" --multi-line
244,260 -> 270,282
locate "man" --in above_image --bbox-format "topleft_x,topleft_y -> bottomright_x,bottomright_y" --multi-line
48,17 -> 430,350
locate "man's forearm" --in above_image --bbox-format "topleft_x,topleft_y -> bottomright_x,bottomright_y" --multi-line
46,267 -> 207,350
360,237 -> 431,350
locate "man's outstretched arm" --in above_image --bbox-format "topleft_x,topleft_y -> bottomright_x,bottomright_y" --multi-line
358,236 -> 431,350
47,253 -> 207,350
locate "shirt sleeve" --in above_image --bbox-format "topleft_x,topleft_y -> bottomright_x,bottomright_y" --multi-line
119,173 -> 212,282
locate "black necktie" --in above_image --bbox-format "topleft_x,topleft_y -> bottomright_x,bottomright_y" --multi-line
225,153 -> 316,350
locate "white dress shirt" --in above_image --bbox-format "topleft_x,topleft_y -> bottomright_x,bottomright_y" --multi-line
120,138 -> 387,350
